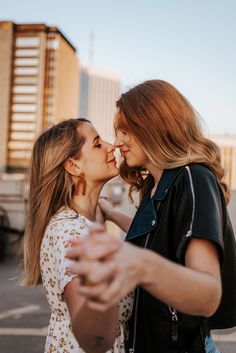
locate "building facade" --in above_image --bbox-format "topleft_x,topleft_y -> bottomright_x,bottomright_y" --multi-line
211,135 -> 236,191
79,65 -> 121,143
0,21 -> 79,171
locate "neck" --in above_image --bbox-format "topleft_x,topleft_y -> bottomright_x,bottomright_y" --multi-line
71,182 -> 104,221
145,161 -> 163,197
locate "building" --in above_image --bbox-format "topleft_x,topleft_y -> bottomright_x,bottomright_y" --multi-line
79,65 -> 121,142
0,21 -> 79,172
210,135 -> 236,191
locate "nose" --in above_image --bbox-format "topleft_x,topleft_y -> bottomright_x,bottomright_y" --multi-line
106,142 -> 115,153
114,136 -> 124,148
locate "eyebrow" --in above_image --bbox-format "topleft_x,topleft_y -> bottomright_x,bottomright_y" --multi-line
92,135 -> 100,143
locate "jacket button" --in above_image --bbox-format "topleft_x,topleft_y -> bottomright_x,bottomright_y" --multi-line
151,220 -> 156,226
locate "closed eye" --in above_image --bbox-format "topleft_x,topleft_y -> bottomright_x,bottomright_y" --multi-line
115,129 -> 128,137
95,143 -> 102,148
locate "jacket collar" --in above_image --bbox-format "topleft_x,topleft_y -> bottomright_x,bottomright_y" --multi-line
126,166 -> 184,240
152,166 -> 183,201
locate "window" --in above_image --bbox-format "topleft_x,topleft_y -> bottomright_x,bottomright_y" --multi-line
13,86 -> 38,94
12,104 -> 37,113
9,150 -> 32,159
10,132 -> 35,140
8,141 -> 33,150
14,67 -> 39,75
15,58 -> 39,66
11,122 -> 35,131
14,77 -> 38,85
47,39 -> 60,49
16,37 -> 40,47
13,95 -> 37,103
15,49 -> 39,57
11,113 -> 36,122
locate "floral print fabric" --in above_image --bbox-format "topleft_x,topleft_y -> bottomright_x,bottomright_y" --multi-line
40,207 -> 133,353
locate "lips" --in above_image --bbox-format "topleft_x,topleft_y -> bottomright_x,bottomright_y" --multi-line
107,158 -> 116,164
121,150 -> 129,157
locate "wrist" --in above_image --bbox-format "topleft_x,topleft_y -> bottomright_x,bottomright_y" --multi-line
106,208 -> 117,222
138,248 -> 159,287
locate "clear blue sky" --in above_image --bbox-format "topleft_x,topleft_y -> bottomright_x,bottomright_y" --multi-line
1,0 -> 236,134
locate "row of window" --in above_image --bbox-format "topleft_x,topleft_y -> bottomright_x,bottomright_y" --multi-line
8,150 -> 32,159
11,122 -> 35,131
8,36 -> 59,161
15,48 -> 39,57
12,104 -> 36,113
11,113 -> 36,121
10,132 -> 35,140
14,57 -> 39,66
16,37 -> 40,48
14,67 -> 39,75
15,36 -> 59,49
13,86 -> 38,94
14,76 -> 38,85
8,141 -> 33,150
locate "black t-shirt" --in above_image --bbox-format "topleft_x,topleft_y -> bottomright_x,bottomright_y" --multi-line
125,164 -> 236,353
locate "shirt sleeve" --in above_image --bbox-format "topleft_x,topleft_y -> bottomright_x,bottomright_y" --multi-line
171,164 -> 224,264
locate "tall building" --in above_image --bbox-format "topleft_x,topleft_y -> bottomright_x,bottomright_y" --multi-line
0,21 -> 79,171
79,65 -> 121,142
211,135 -> 236,190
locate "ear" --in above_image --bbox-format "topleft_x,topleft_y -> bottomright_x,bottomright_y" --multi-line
64,158 -> 81,176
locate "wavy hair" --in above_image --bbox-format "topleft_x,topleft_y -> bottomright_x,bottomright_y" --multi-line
116,80 -> 230,204
21,118 -> 89,286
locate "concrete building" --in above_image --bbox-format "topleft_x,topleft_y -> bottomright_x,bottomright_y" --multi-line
0,21 -> 79,172
210,135 -> 236,190
79,65 -> 121,143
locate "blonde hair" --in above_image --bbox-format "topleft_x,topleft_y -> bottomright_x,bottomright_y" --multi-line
21,118 -> 89,286
116,80 -> 230,203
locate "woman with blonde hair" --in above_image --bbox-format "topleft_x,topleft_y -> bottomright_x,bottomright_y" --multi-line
67,80 -> 236,353
21,118 -> 133,353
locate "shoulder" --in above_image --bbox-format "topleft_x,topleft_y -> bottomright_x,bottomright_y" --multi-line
185,164 -> 220,198
187,164 -> 217,182
173,164 -> 219,194
44,207 -> 89,244
49,207 -> 78,224
169,164 -> 223,221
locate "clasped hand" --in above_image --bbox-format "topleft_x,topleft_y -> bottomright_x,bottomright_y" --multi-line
66,224 -> 143,311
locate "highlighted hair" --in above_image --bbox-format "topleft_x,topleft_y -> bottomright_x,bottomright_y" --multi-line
116,80 -> 230,204
21,119 -> 89,286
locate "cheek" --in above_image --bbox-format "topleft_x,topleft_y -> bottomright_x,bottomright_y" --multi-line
132,147 -> 147,164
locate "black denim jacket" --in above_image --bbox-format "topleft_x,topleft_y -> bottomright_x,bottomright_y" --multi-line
125,164 -> 236,353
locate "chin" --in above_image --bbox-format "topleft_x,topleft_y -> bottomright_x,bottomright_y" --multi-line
111,169 -> 119,177
126,160 -> 140,168
103,169 -> 119,181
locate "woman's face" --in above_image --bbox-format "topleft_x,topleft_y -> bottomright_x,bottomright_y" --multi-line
77,123 -> 119,183
114,127 -> 148,168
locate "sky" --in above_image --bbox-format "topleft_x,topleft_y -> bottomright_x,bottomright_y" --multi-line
1,0 -> 236,135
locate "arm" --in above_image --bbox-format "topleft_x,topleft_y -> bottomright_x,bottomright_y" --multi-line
67,168 -> 223,316
67,230 -> 221,317
98,198 -> 132,233
138,237 -> 221,316
64,277 -> 118,353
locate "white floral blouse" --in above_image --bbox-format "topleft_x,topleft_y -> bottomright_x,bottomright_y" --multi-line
40,207 -> 133,353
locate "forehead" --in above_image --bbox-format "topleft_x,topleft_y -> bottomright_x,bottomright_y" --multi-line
78,122 -> 98,141
114,111 -> 130,131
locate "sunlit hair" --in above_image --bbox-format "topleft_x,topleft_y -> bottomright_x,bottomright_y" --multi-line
21,118 -> 90,286
115,80 -> 230,204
